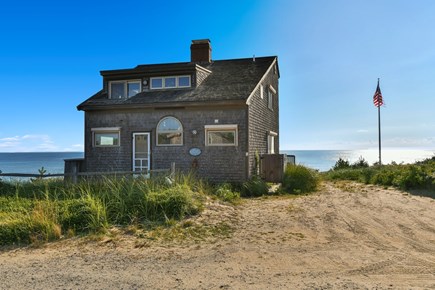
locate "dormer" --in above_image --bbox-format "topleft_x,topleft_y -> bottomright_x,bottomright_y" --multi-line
97,39 -> 213,100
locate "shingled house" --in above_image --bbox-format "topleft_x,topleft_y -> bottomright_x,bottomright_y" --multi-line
76,39 -> 279,182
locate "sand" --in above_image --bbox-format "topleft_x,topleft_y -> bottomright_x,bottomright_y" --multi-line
1,181 -> 434,289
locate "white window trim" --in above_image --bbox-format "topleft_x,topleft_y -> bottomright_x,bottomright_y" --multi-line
260,84 -> 264,99
156,117 -> 184,146
269,85 -> 276,94
150,75 -> 191,90
268,88 -> 274,110
91,127 -> 121,147
205,124 -> 238,146
267,133 -> 276,154
108,80 -> 141,99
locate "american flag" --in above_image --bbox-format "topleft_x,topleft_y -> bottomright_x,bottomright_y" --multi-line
373,79 -> 383,107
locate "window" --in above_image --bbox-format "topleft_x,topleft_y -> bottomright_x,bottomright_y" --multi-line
178,76 -> 190,87
109,80 -> 141,99
150,75 -> 191,89
268,85 -> 276,110
268,90 -> 273,110
165,77 -> 176,88
92,127 -> 121,147
205,125 -> 238,146
268,131 -> 277,154
157,117 -> 183,146
151,78 -> 163,89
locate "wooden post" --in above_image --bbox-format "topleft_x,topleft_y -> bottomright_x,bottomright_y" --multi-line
170,162 -> 176,178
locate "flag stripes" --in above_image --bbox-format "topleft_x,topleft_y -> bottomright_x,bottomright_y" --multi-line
373,79 -> 383,107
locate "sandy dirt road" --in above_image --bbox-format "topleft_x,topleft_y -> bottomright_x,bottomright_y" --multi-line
1,181 -> 434,289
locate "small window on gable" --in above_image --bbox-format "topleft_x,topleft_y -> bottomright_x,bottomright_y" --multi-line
205,125 -> 238,146
268,90 -> 273,110
268,85 -> 276,110
92,127 -> 121,147
109,80 -> 141,99
157,116 -> 183,146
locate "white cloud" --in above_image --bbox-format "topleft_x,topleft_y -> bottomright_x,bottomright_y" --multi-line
63,144 -> 84,152
0,134 -> 60,152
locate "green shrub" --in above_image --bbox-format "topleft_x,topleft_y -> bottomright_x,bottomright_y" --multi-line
214,183 -> 240,202
392,165 -> 428,190
282,164 -> 319,194
241,176 -> 269,197
352,156 -> 369,168
333,158 -> 351,170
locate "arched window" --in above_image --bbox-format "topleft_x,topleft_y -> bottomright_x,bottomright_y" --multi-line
156,116 -> 183,146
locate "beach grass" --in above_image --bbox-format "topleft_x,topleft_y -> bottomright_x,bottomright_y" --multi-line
323,155 -> 435,196
0,171 -> 277,246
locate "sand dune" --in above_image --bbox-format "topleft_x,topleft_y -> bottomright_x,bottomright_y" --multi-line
1,181 -> 434,289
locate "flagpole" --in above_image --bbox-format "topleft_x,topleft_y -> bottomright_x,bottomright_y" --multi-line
378,103 -> 382,165
374,77 -> 383,166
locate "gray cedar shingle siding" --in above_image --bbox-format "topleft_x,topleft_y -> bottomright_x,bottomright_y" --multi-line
247,62 -> 279,178
84,106 -> 248,182
78,55 -> 279,182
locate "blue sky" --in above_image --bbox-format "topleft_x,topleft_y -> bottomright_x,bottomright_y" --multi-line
1,0 -> 434,152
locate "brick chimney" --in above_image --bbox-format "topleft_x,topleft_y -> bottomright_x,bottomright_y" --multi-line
190,39 -> 212,63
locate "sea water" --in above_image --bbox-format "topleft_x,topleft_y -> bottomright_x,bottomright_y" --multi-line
0,152 -> 84,174
282,149 -> 434,171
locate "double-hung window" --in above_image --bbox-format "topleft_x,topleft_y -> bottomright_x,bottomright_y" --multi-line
109,80 -> 141,99
92,127 -> 121,147
205,125 -> 238,146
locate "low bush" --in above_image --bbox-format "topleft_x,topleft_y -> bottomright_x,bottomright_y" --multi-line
282,164 -> 319,194
324,156 -> 435,192
333,158 -> 351,170
214,183 -> 240,203
241,176 -> 269,197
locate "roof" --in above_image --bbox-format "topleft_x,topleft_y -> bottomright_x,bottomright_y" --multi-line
77,56 -> 277,111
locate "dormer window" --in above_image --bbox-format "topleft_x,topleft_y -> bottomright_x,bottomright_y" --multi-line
109,80 -> 141,99
150,75 -> 191,90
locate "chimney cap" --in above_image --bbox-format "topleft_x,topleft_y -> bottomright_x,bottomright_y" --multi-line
191,39 -> 211,44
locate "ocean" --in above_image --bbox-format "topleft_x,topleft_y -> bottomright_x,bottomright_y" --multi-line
0,152 -> 84,175
282,149 -> 434,171
0,150 -> 433,177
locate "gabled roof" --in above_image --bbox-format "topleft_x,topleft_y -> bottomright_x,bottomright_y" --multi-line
77,56 -> 277,111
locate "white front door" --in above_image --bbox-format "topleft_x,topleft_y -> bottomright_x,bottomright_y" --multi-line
133,133 -> 150,172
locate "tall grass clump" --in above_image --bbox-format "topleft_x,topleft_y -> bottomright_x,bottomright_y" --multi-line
241,176 -> 269,197
282,164 -> 319,194
0,173 -> 207,246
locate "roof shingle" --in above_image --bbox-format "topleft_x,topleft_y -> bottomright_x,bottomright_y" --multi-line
78,56 -> 277,111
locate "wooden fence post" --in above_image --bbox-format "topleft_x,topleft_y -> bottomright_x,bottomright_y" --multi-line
170,162 -> 176,179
